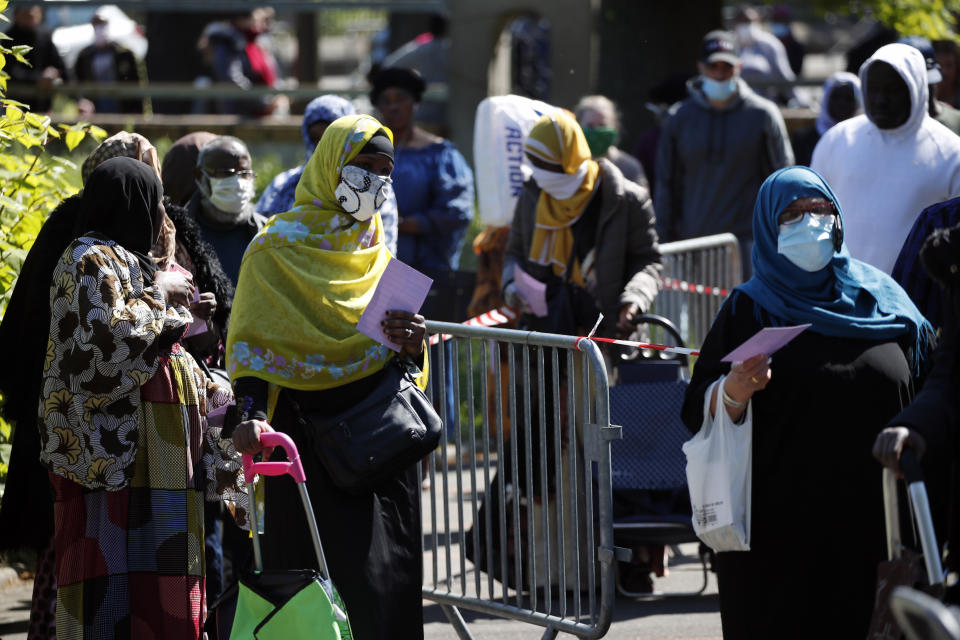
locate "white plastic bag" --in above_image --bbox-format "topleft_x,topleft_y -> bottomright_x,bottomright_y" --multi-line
681,376 -> 752,552
473,95 -> 560,226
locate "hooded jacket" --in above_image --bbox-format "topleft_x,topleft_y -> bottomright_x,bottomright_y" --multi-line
654,77 -> 794,243
811,43 -> 960,274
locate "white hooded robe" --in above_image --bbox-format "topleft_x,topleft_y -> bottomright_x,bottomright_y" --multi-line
811,43 -> 960,274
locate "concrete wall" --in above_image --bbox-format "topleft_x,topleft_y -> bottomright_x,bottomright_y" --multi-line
596,0 -> 722,152
447,0 -> 597,162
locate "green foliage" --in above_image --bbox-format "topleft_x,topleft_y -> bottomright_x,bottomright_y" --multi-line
813,0 -> 960,41
0,1 -> 106,485
319,8 -> 387,37
253,151 -> 285,199
874,0 -> 960,40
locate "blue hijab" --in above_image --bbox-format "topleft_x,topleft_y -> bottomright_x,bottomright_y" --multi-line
736,166 -> 933,376
302,95 -> 356,161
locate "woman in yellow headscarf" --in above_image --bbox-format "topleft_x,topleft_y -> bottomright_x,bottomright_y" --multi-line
473,111 -> 663,593
502,110 -> 661,338
228,114 -> 428,639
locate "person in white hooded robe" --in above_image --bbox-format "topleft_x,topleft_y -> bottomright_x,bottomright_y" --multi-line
811,43 -> 960,274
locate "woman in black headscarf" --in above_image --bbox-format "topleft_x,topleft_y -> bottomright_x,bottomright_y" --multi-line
37,157 -> 238,639
0,140 -> 168,639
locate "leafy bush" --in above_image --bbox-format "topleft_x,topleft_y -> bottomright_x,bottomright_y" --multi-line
0,0 -> 105,486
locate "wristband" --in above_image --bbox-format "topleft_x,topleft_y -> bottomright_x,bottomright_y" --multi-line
721,381 -> 746,409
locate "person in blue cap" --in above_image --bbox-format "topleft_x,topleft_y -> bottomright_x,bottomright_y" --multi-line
682,165 -> 934,639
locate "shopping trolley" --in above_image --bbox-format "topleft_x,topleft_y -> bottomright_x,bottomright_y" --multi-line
868,448 -> 946,640
209,432 -> 353,640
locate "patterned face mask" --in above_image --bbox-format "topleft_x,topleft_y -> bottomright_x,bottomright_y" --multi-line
335,165 -> 393,221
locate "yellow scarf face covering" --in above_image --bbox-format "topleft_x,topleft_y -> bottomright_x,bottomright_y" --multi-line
227,115 -> 395,390
525,112 -> 600,285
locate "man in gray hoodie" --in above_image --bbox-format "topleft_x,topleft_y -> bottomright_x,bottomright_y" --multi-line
655,30 -> 794,271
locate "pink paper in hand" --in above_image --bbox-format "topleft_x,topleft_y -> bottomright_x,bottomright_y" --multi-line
356,258 -> 433,352
513,265 -> 548,317
167,263 -> 207,337
720,324 -> 811,363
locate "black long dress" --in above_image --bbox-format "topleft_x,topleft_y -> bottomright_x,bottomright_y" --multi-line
681,293 -> 916,639
252,368 -> 423,640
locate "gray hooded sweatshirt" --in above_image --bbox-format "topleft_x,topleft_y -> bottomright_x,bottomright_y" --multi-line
654,76 -> 794,243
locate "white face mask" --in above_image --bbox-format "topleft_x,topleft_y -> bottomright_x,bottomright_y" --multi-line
530,160 -> 588,200
777,213 -> 836,272
335,165 -> 392,221
199,173 -> 255,220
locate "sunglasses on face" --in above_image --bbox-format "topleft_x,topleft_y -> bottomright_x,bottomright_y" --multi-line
203,168 -> 257,180
778,202 -> 837,226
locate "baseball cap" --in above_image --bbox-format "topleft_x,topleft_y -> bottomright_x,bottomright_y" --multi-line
899,36 -> 943,84
700,30 -> 740,66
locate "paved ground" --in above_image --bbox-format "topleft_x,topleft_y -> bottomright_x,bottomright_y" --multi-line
422,543 -> 720,639
0,578 -> 32,640
0,462 -> 722,639
0,552 -> 719,640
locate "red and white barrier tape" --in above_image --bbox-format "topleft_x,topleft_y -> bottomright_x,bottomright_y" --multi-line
659,277 -> 729,297
428,305 -> 518,345
578,335 -> 700,356
429,306 -> 699,356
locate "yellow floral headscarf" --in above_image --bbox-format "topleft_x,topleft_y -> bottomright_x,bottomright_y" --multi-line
227,115 -> 395,390
524,112 -> 600,285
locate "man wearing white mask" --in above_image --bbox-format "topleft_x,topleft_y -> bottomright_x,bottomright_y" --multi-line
74,7 -> 141,114
655,29 -> 793,276
188,136 -> 266,285
811,43 -> 960,275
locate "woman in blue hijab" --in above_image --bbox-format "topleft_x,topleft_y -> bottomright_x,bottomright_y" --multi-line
681,166 -> 933,639
255,94 -> 356,215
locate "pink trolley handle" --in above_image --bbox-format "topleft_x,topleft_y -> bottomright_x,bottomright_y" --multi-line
241,430 -> 328,576
241,431 -> 306,484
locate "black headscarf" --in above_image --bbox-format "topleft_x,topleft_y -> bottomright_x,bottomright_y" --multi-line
359,130 -> 395,162
369,67 -> 426,105
76,157 -> 164,284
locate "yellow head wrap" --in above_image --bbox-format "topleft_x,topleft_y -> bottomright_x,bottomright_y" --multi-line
227,115 -> 395,390
524,112 -> 600,285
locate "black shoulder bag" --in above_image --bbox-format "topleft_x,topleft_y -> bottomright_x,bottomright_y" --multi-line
289,357 -> 442,493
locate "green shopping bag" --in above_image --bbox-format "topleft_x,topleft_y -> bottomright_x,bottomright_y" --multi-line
229,570 -> 351,639
229,432 -> 354,640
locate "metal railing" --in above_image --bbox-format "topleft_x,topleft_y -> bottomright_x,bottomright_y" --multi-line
420,321 -> 625,640
10,0 -> 446,10
9,81 -> 450,103
653,233 -> 742,351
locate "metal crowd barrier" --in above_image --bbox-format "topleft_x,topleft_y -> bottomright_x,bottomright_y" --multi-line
421,320 -> 625,640
652,233 -> 742,350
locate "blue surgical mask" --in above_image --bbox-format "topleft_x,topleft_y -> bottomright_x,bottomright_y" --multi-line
771,23 -> 791,38
701,76 -> 738,102
777,213 -> 836,272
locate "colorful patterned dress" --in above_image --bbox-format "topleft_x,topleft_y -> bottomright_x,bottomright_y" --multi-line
39,235 -> 245,639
